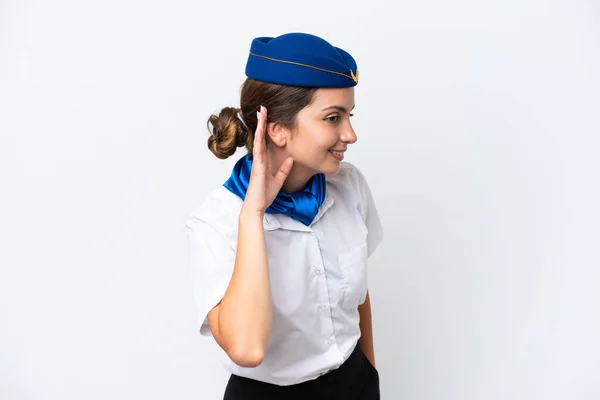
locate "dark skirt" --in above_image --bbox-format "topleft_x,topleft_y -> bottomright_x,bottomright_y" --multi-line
223,342 -> 380,400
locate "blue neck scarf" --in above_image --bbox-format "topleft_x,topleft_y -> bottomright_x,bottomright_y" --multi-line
223,153 -> 326,226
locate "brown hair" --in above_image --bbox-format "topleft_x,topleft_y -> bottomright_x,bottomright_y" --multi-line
207,78 -> 318,159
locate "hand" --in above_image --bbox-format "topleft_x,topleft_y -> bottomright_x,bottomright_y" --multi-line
242,106 -> 294,215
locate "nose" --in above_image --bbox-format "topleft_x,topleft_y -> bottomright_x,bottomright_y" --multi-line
341,121 -> 357,144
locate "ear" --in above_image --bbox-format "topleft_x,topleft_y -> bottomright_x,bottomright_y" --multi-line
266,121 -> 288,148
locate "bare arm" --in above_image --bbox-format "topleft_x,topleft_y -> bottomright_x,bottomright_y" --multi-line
358,290 -> 376,368
206,106 -> 294,368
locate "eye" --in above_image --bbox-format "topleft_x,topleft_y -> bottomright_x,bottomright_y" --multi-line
325,113 -> 355,123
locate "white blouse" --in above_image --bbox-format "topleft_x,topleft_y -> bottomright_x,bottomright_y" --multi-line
185,161 -> 384,386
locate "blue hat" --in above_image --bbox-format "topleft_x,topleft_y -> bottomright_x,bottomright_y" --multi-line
245,32 -> 359,88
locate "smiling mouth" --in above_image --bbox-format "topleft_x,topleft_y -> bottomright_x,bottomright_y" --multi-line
329,150 -> 345,160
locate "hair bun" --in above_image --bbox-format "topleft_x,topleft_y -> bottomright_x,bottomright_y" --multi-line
207,107 -> 250,159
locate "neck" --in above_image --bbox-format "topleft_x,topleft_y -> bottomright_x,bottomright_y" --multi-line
268,149 -> 315,194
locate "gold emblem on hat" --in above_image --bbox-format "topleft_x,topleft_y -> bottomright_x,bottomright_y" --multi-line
350,69 -> 359,83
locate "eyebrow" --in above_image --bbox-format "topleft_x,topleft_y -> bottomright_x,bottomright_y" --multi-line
321,105 -> 356,113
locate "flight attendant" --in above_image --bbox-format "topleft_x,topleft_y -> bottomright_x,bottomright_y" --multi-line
185,32 -> 384,399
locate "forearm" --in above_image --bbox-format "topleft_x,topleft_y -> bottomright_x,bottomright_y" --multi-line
358,290 -> 376,367
218,208 -> 272,359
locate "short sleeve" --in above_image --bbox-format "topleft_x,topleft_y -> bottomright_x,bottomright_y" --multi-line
348,164 -> 384,258
185,215 -> 236,336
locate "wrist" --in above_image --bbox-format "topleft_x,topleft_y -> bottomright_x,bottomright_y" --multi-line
239,205 -> 265,221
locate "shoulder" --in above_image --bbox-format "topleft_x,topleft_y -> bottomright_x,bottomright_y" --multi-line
327,161 -> 381,227
326,161 -> 369,199
184,186 -> 243,247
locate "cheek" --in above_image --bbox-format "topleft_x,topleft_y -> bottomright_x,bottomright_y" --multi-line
290,122 -> 339,162
308,127 -> 338,150
293,126 -> 332,149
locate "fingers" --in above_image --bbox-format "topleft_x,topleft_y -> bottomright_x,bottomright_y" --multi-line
273,157 -> 294,187
252,105 -> 267,162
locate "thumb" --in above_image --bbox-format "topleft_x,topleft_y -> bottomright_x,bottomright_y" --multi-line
273,157 -> 294,187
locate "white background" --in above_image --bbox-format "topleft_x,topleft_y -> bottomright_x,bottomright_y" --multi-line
1,0 -> 599,399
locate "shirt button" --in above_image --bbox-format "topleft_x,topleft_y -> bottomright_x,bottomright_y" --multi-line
318,305 -> 327,312
315,268 -> 323,276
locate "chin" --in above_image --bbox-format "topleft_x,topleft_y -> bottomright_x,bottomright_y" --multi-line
318,161 -> 342,175
300,156 -> 342,176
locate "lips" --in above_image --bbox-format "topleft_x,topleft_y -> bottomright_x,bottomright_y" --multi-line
329,150 -> 345,160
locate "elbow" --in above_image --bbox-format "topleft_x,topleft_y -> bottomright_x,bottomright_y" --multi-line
227,346 -> 265,368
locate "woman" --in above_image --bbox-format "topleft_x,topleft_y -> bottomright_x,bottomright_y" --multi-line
185,32 -> 384,399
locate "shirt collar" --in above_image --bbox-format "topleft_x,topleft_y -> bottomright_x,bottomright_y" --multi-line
263,191 -> 334,232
